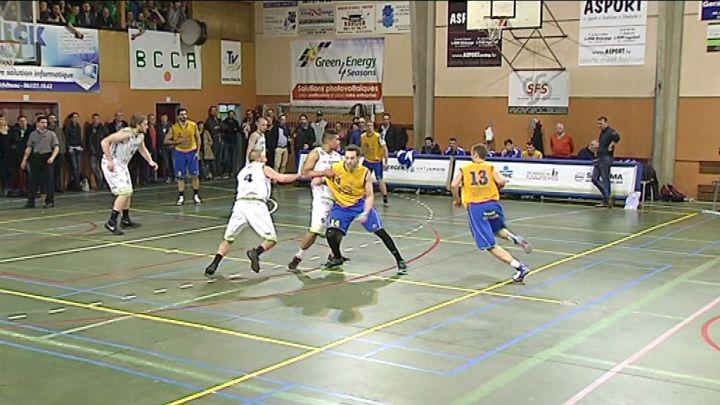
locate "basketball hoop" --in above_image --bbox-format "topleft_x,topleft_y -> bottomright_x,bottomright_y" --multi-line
0,40 -> 20,67
485,17 -> 508,44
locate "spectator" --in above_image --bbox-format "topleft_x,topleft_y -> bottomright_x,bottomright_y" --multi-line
142,114 -> 159,185
64,112 -> 85,191
157,113 -> 173,181
348,117 -> 365,146
420,136 -> 441,154
380,113 -> 407,153
145,6 -> 166,30
222,110 -> 240,177
334,122 -> 347,145
86,113 -> 109,190
310,111 -> 327,148
47,114 -> 65,193
204,106 -> 223,178
577,140 -> 598,160
592,116 -> 621,207
95,7 -> 114,29
39,1 -> 51,22
443,138 -> 467,156
0,115 -> 17,196
21,115 -> 59,209
165,1 -> 186,32
522,142 -> 543,159
76,2 -> 95,27
198,121 -> 214,179
530,118 -> 545,155
46,3 -> 66,24
500,138 -> 522,158
66,5 -> 80,26
271,114 -> 290,174
292,113 -> 314,168
550,123 -> 574,157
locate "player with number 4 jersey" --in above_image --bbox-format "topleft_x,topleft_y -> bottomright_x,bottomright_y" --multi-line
451,143 -> 533,282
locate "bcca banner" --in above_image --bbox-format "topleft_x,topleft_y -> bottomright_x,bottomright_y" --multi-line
291,37 -> 384,106
129,29 -> 202,89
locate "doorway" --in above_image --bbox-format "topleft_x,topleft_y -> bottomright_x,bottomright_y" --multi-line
155,103 -> 181,124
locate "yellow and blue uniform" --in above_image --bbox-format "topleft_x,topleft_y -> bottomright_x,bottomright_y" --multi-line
326,161 -> 383,234
361,131 -> 385,180
460,160 -> 506,250
170,121 -> 200,177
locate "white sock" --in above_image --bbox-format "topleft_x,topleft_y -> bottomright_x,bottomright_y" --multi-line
506,231 -> 520,244
510,259 -> 521,269
295,249 -> 305,259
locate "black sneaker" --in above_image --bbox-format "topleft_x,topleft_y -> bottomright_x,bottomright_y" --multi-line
322,256 -> 345,269
396,260 -> 408,275
205,262 -> 218,277
288,256 -> 302,271
246,248 -> 261,273
326,253 -> 350,263
120,219 -> 142,229
43,202 -> 55,209
104,221 -> 124,236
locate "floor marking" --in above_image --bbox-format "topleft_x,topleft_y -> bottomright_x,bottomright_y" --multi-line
564,295 -> 720,404
0,287 -> 315,351
0,209 -> 105,225
48,307 -> 66,315
8,314 -> 27,321
179,283 -> 193,290
164,213 -> 698,404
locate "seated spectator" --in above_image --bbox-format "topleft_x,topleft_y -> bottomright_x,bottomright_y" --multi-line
420,137 -> 441,154
550,123 -> 574,157
76,2 -> 96,27
577,140 -> 599,160
96,7 -> 114,29
443,137 -> 467,156
500,138 -> 522,158
522,142 -> 543,159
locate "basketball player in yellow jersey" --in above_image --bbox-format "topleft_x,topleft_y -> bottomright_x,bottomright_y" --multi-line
164,108 -> 202,206
324,145 -> 407,274
451,143 -> 533,282
360,121 -> 389,206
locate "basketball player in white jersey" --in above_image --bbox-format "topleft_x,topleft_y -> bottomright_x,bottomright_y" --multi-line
245,117 -> 268,165
101,114 -> 157,236
287,130 -> 344,270
205,149 -> 327,276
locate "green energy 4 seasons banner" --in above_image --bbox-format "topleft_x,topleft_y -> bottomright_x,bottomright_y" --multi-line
291,37 -> 384,106
128,28 -> 202,89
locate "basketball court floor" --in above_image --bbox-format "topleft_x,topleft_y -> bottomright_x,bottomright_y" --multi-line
0,181 -> 718,404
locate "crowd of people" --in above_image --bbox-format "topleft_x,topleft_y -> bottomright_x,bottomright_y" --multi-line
37,1 -> 189,32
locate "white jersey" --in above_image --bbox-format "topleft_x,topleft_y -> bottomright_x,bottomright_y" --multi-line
105,128 -> 142,166
235,161 -> 270,201
310,147 -> 342,200
251,132 -> 266,152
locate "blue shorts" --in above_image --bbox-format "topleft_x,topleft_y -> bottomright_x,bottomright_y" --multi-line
327,199 -> 383,235
363,160 -> 383,180
467,201 -> 507,250
174,150 -> 199,178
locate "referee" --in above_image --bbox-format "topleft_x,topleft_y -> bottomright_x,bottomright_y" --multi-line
20,115 -> 59,209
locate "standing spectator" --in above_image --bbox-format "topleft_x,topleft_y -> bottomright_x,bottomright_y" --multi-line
593,116 -> 621,207
157,113 -> 173,181
76,2 -> 95,27
165,108 -> 202,206
577,140 -> 599,160
380,113 -> 407,153
272,114 -> 290,173
0,115 -> 17,196
165,1 -> 186,32
95,7 -> 114,28
86,113 -> 109,190
310,111 -> 327,148
142,114 -> 159,185
348,116 -> 366,146
530,118 -> 545,155
292,114 -> 314,169
443,138 -> 467,156
334,122 -> 347,146
522,142 -> 543,159
20,116 -> 59,208
420,137 -> 441,154
47,114 -> 65,193
222,110 -> 240,177
550,123 -> 574,158
64,112 -> 85,191
200,121 -> 214,180
500,138 -> 522,158
204,106 -> 223,178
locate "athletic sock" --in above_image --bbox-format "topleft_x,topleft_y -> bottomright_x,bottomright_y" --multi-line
212,253 -> 223,265
295,249 -> 305,259
108,210 -> 120,225
178,191 -> 184,198
510,259 -> 521,269
505,230 -> 520,245
326,228 -> 343,259
193,188 -> 199,196
375,229 -> 403,262
256,245 -> 265,256
121,209 -> 130,221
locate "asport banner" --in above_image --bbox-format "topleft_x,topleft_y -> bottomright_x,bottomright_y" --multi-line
578,0 -> 648,66
129,29 -> 202,89
291,37 -> 384,106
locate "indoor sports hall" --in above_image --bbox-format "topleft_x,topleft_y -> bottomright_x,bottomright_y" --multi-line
0,1 -> 718,404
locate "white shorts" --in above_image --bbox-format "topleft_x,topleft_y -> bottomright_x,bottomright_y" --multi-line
309,197 -> 333,234
223,200 -> 277,242
101,160 -> 133,196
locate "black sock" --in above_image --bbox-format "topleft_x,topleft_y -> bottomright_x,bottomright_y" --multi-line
193,188 -> 199,196
178,191 -> 184,198
326,228 -> 343,259
109,210 -> 120,225
212,253 -> 223,265
383,195 -> 388,203
375,229 -> 403,262
256,245 -> 265,256
122,209 -> 130,221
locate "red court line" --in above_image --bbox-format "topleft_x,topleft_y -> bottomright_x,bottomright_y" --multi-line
701,315 -> 720,352
564,296 -> 720,405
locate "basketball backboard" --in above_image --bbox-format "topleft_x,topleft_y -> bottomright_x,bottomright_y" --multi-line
466,0 -> 543,30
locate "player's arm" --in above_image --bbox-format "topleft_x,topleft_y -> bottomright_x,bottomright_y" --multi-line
450,169 -> 463,207
137,134 -> 158,170
382,143 -> 389,166
101,129 -> 131,171
194,125 -> 202,158
246,133 -> 257,161
492,166 -> 507,189
362,171 -> 374,215
263,165 -> 298,184
300,149 -> 321,177
164,127 -> 179,146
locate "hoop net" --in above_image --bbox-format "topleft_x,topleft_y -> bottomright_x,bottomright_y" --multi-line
485,17 -> 508,44
0,40 -> 20,67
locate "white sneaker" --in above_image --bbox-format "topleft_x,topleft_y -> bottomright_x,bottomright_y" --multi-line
193,194 -> 202,205
176,195 -> 185,206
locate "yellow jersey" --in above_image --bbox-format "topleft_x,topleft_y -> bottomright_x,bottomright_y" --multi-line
361,131 -> 385,162
170,121 -> 198,152
460,160 -> 500,206
521,150 -> 543,159
326,161 -> 369,207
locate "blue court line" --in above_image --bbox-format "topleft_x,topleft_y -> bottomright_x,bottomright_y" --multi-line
633,216 -> 717,249
0,338 -> 248,402
360,258 -> 611,359
0,274 -> 450,375
447,263 -> 673,375
692,239 -> 720,255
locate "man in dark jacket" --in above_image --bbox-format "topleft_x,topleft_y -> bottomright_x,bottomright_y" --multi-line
380,113 -> 407,153
85,113 -> 109,189
593,116 -> 621,207
292,114 -> 315,170
222,110 -> 241,177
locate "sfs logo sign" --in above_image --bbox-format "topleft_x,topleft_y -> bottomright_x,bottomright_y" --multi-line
522,72 -> 553,105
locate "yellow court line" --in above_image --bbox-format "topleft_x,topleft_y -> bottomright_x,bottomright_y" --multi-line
165,212 -> 698,404
0,209 -> 105,225
0,287 -> 315,351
